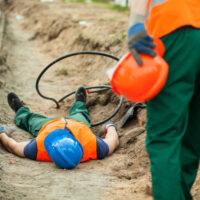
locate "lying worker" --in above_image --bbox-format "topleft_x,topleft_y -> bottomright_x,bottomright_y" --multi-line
0,87 -> 119,169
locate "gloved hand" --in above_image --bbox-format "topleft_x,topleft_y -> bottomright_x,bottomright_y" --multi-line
99,122 -> 118,137
128,23 -> 157,66
0,125 -> 16,136
103,122 -> 118,131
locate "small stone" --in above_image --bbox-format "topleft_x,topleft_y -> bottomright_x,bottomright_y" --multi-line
10,160 -> 15,164
145,184 -> 152,196
138,119 -> 146,127
137,108 -> 146,127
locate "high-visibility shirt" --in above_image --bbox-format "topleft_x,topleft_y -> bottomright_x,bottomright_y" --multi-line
146,0 -> 200,38
35,118 -> 97,162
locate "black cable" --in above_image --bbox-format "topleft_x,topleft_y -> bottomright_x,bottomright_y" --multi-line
58,85 -> 111,103
35,51 -> 123,127
58,85 -> 124,127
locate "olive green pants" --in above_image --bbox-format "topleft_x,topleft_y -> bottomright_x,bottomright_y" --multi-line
14,101 -> 91,137
146,27 -> 200,200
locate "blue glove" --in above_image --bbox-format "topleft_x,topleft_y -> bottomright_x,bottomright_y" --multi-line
128,23 -> 157,66
103,122 -> 118,131
0,125 -> 16,136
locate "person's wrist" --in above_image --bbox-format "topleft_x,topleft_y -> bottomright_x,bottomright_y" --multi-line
129,14 -> 145,27
105,122 -> 118,131
0,132 -> 5,138
107,126 -> 116,132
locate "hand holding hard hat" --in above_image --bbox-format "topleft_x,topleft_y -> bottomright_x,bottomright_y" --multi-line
128,23 -> 157,66
108,34 -> 168,102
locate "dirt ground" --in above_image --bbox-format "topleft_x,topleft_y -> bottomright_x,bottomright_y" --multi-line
0,0 -> 200,199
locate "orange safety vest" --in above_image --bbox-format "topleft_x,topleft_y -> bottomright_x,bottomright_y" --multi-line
36,118 -> 97,162
146,0 -> 200,38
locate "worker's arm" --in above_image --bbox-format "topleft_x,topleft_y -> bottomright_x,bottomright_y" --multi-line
128,0 -> 157,66
129,0 -> 149,26
0,133 -> 28,157
102,126 -> 119,155
99,122 -> 119,155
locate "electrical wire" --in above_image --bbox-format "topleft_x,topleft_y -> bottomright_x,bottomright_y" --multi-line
35,51 -> 123,127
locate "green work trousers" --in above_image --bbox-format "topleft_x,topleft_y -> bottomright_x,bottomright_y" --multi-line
146,27 -> 200,200
14,101 -> 91,137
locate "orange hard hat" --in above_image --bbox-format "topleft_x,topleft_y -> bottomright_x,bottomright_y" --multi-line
111,51 -> 169,102
154,38 -> 165,57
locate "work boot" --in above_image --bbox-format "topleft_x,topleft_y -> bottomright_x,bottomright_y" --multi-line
7,93 -> 23,112
75,87 -> 87,103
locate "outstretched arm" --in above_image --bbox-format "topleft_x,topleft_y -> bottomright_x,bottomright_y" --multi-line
0,133 -> 28,157
101,124 -> 119,155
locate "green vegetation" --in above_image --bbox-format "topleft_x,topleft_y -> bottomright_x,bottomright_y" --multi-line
92,0 -> 110,4
109,4 -> 129,12
62,0 -> 83,2
61,0 -> 129,12
121,33 -> 126,39
62,0 -> 86,3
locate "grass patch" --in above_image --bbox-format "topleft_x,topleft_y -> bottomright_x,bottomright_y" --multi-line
62,0 -> 86,3
121,33 -> 126,39
109,4 -> 129,12
92,0 -> 109,4
61,0 -> 129,12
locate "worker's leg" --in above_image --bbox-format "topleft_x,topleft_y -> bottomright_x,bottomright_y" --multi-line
181,73 -> 200,199
0,133 -> 29,157
146,27 -> 200,200
66,101 -> 91,128
15,106 -> 56,137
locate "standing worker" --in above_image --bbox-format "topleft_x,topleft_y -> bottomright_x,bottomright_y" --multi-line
127,0 -> 200,199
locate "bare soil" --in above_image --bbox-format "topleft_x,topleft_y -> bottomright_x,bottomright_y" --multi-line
0,0 -> 200,199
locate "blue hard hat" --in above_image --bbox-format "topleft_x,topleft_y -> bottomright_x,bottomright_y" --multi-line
44,129 -> 83,169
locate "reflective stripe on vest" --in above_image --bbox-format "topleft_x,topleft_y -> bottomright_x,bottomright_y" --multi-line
146,0 -> 200,38
36,118 -> 97,162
